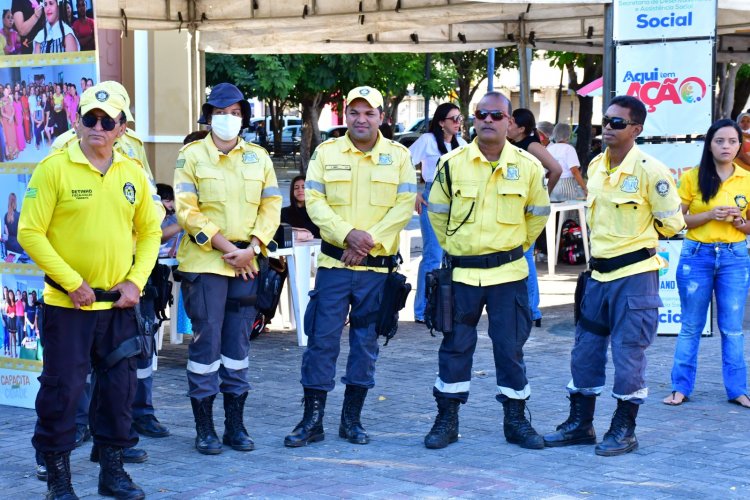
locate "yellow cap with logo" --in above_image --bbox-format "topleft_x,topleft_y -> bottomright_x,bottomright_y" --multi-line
346,86 -> 384,109
79,81 -> 135,122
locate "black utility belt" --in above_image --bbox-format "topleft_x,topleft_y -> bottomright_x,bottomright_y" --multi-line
44,276 -> 121,302
589,248 -> 656,274
449,246 -> 524,269
188,234 -> 250,249
320,240 -> 396,269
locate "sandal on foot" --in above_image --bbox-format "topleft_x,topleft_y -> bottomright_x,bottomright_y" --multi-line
729,395 -> 750,409
663,391 -> 689,406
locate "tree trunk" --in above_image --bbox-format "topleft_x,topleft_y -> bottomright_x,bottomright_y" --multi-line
732,73 -> 750,119
720,63 -> 740,120
715,62 -> 727,120
299,93 -> 323,175
269,99 -> 286,158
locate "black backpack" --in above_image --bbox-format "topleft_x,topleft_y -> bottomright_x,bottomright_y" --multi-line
559,219 -> 586,265
144,263 -> 173,324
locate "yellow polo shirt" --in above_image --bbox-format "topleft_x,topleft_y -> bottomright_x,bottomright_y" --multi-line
428,140 -> 550,286
678,164 -> 750,243
586,145 -> 685,282
173,135 -> 281,276
305,132 -> 416,272
18,142 -> 163,309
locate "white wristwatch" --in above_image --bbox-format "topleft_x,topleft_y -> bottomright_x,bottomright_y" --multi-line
252,243 -> 262,255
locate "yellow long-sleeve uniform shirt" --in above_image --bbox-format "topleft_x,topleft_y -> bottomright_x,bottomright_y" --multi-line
304,132 -> 416,271
586,145 -> 685,282
173,135 -> 281,276
18,142 -> 163,309
427,140 -> 550,286
678,164 -> 750,243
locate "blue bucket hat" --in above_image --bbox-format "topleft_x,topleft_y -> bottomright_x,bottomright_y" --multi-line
198,82 -> 251,128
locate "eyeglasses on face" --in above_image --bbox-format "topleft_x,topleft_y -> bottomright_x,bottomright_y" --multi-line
602,115 -> 640,130
81,113 -> 119,131
474,109 -> 507,121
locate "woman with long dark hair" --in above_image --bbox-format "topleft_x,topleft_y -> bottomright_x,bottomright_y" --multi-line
32,0 -> 78,53
506,108 -> 562,327
408,102 -> 467,323
280,174 -> 320,239
663,119 -> 750,408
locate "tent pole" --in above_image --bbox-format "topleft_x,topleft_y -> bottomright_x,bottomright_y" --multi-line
487,48 -> 495,91
602,3 -> 615,111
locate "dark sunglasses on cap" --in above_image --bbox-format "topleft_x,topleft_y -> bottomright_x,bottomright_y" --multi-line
474,109 -> 507,121
81,113 -> 120,131
445,115 -> 464,123
602,115 -> 641,130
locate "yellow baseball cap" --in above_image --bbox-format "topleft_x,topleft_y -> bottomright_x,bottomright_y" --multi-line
79,81 -> 134,122
346,86 -> 384,109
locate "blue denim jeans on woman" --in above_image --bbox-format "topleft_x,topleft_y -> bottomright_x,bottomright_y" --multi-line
670,239 -> 750,400
415,182 -> 444,321
524,244 -> 542,321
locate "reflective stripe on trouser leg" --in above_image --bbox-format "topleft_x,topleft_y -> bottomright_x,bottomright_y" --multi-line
132,355 -> 154,418
434,282 -> 483,403
301,268 -> 355,392
218,276 -> 257,396
487,279 -> 531,400
342,271 -> 388,389
184,273 -> 229,399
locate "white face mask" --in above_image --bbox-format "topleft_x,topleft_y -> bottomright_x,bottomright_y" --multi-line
211,114 -> 242,141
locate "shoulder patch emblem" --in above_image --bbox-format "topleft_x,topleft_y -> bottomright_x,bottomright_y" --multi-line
620,175 -> 639,193
504,165 -> 520,181
176,159 -> 186,169
655,179 -> 670,197
242,152 -> 259,164
378,153 -> 392,165
25,187 -> 37,199
123,182 -> 136,204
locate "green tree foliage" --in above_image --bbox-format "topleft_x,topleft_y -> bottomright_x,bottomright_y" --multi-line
732,64 -> 750,119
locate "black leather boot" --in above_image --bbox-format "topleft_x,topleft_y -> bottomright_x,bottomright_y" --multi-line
223,392 -> 255,451
543,393 -> 597,447
339,385 -> 369,444
190,395 -> 222,455
424,396 -> 460,449
43,451 -> 78,500
90,444 -> 148,464
284,388 -> 327,447
501,398 -> 544,450
97,446 -> 145,499
595,399 -> 639,456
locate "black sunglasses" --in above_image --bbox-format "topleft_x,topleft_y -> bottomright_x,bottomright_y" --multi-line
445,115 -> 464,123
602,115 -> 640,130
474,109 -> 507,121
81,113 -> 119,131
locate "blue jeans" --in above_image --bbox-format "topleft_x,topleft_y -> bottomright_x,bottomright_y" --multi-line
670,239 -> 750,400
415,182 -> 444,320
524,244 -> 542,321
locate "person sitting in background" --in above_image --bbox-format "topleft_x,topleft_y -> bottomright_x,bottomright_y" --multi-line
663,118 -> 750,409
537,120 -> 554,147
157,183 -> 182,258
736,112 -> 750,171
547,123 -> 587,202
281,174 -> 320,240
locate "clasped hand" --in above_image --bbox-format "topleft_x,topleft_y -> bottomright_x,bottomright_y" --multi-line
222,247 -> 258,281
342,230 -> 375,267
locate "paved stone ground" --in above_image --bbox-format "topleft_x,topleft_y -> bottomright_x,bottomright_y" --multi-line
2,260 -> 750,499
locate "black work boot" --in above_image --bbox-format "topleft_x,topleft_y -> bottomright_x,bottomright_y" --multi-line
190,395 -> 222,455
43,451 -> 78,500
595,399 -> 639,456
97,446 -> 145,499
424,396 -> 460,449
90,444 -> 148,464
223,392 -> 255,451
543,393 -> 597,447
284,388 -> 327,447
339,385 -> 370,444
501,398 -> 544,450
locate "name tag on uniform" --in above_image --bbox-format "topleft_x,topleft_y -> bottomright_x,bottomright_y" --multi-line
325,164 -> 351,171
504,165 -> 520,180
620,175 -> 639,193
242,152 -> 259,164
378,153 -> 393,165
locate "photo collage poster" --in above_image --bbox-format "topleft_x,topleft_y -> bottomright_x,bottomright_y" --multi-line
1,0 -> 98,409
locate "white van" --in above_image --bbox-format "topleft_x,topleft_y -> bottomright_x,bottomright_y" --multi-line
243,116 -> 302,143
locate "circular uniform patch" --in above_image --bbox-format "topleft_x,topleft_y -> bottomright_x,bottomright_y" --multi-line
95,90 -> 109,102
735,194 -> 748,209
123,182 -> 136,204
655,179 -> 670,197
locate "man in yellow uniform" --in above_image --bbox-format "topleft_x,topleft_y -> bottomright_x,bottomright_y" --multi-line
543,95 -> 685,456
174,82 -> 281,455
284,86 -> 416,447
19,83 -> 162,499
424,92 -> 550,450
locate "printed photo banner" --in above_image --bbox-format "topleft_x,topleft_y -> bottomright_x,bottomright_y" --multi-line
639,141 -> 704,184
616,40 -> 713,137
0,0 -> 98,409
613,0 -> 717,42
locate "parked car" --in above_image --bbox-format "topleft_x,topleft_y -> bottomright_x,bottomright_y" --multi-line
320,126 -> 348,141
242,116 -> 302,143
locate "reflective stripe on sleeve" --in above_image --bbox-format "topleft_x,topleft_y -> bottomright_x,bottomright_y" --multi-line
221,354 -> 249,370
261,186 -> 281,198
526,205 -> 551,216
152,194 -> 161,202
397,183 -> 417,194
187,359 -> 221,374
653,207 -> 681,219
427,203 -> 450,214
305,180 -> 326,194
434,376 -> 470,393
175,182 -> 197,194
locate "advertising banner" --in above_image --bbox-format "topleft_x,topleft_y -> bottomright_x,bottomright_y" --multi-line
656,239 -> 711,336
616,40 -> 713,137
613,0 -> 716,42
639,141 -> 703,184
0,0 -> 98,409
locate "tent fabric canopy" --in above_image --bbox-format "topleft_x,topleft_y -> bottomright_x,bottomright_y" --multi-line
97,1 -> 750,59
